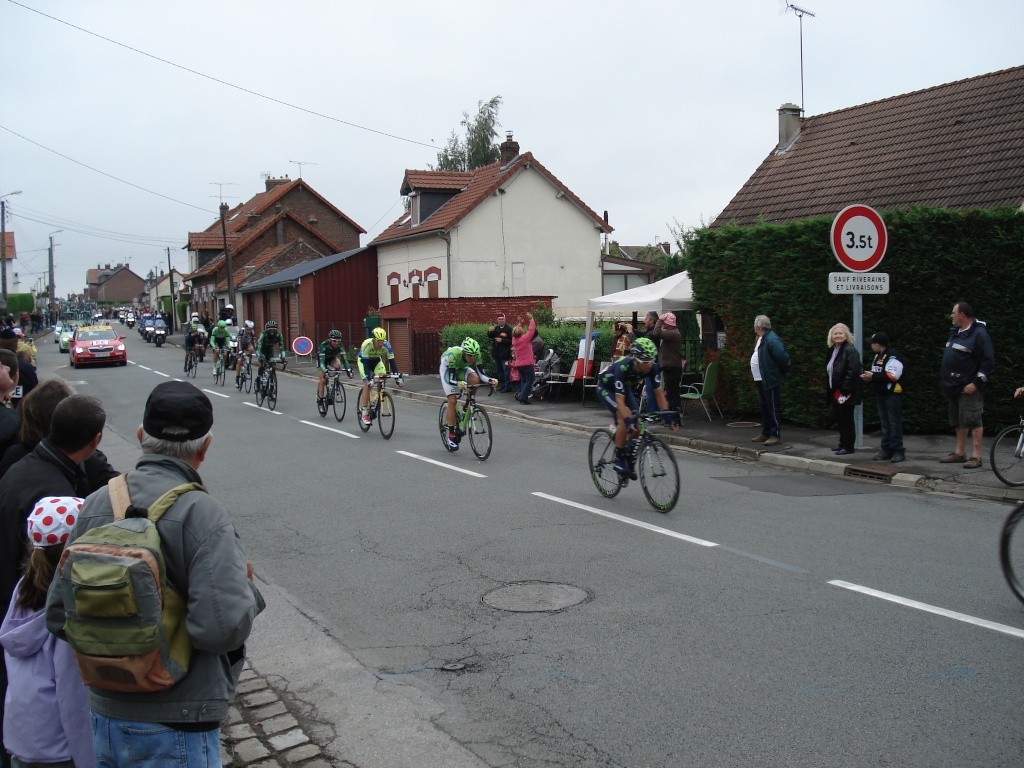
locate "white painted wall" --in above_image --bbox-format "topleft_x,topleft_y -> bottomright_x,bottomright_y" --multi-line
375,167 -> 603,317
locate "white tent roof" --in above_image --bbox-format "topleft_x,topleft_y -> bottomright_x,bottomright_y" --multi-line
587,271 -> 693,313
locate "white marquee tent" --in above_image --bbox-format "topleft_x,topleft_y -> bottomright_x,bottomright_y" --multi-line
582,271 -> 694,366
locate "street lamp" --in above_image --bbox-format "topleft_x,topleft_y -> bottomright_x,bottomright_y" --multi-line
1,189 -> 23,314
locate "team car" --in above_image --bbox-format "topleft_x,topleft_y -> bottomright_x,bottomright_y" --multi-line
69,325 -> 128,367
58,325 -> 76,353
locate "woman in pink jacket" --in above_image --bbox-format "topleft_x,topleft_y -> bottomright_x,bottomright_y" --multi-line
511,313 -> 536,404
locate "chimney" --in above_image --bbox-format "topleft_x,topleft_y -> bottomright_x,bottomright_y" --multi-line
499,131 -> 520,166
777,103 -> 802,152
265,175 -> 290,192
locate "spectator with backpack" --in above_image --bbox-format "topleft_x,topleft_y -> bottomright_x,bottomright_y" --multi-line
46,381 -> 264,768
1,497 -> 95,768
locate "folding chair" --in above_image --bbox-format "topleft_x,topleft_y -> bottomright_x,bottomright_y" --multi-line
680,360 -> 724,420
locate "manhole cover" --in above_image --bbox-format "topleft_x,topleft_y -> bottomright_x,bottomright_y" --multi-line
482,581 -> 590,612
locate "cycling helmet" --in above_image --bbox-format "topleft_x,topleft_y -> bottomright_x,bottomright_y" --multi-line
190,312 -> 200,321
372,327 -> 387,341
265,320 -> 278,331
224,303 -> 234,310
328,329 -> 343,340
630,337 -> 657,362
461,337 -> 481,357
217,320 -> 227,328
244,320 -> 254,329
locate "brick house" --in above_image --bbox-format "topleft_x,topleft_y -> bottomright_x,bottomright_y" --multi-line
86,264 -> 145,304
185,176 -> 364,320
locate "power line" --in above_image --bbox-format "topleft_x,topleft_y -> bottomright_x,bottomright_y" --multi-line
0,123 -> 215,214
8,0 -> 438,151
11,204 -> 181,244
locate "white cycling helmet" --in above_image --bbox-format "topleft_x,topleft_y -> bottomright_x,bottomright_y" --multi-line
244,319 -> 254,329
225,303 -> 234,310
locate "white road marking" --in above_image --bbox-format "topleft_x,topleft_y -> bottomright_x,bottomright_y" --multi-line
138,365 -> 152,371
153,370 -> 170,378
396,450 -> 487,478
299,420 -> 361,438
532,492 -> 718,547
829,580 -> 1024,640
202,389 -> 230,398
243,402 -> 283,414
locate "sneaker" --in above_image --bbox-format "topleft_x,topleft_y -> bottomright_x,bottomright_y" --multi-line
763,436 -> 781,446
873,452 -> 893,461
751,434 -> 769,443
890,453 -> 906,464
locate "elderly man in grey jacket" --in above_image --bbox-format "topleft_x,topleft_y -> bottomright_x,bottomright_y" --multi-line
47,381 -> 264,768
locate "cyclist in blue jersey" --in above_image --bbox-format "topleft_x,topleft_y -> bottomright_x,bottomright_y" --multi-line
596,337 -> 676,475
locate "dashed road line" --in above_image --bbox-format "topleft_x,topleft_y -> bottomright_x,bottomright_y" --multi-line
299,419 -> 361,439
203,388 -> 231,398
396,450 -> 487,478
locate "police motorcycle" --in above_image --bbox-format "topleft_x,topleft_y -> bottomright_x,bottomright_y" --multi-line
152,318 -> 168,347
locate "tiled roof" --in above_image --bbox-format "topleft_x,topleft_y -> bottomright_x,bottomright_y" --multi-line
215,244 -> 291,292
713,65 -> 1024,227
372,151 -> 612,245
400,170 -> 473,194
186,178 -> 364,250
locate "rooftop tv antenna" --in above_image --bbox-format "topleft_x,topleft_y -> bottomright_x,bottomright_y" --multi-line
209,182 -> 238,204
785,3 -> 816,114
289,160 -> 318,178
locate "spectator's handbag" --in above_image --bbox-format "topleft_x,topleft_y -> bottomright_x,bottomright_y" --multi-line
509,360 -> 521,383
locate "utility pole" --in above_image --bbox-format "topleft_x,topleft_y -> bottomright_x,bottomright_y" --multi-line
219,203 -> 236,314
49,230 -> 62,321
1,190 -> 23,315
166,246 -> 176,333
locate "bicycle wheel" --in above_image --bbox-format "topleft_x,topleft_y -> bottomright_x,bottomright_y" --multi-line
187,354 -> 197,379
358,391 -> 374,433
438,403 -> 457,451
377,392 -> 395,439
234,364 -> 243,391
999,502 -> 1024,605
332,380 -> 346,422
991,424 -> 1024,487
638,437 -> 680,513
267,369 -> 278,410
255,371 -> 266,406
589,429 -> 623,498
183,355 -> 191,375
467,405 -> 493,461
215,357 -> 225,386
243,363 -> 252,393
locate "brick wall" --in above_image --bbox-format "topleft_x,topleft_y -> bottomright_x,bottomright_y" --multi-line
381,296 -> 552,332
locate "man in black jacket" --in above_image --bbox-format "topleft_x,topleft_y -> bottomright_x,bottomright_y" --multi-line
939,301 -> 995,469
488,313 -> 514,392
0,394 -> 108,766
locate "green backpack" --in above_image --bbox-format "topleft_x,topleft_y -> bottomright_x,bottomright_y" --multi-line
52,474 -> 204,693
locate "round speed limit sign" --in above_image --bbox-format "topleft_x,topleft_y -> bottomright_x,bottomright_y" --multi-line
831,204 -> 888,272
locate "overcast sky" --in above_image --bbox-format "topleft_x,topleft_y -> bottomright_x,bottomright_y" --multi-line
2,0 -> 1022,304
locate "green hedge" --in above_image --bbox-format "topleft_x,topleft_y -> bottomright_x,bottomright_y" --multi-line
684,206 -> 1024,434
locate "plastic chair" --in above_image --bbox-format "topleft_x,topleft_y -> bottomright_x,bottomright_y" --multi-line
680,360 -> 724,420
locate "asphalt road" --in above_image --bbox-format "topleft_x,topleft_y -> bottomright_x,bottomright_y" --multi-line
40,328 -> 1024,767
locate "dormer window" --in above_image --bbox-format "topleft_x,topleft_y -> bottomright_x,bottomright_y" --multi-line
408,192 -> 420,227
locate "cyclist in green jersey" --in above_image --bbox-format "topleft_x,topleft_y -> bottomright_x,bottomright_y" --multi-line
317,330 -> 353,408
440,337 -> 497,450
357,327 -> 402,425
256,321 -> 287,380
209,320 -> 231,376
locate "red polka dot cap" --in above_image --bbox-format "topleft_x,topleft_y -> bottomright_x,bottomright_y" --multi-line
26,497 -> 84,548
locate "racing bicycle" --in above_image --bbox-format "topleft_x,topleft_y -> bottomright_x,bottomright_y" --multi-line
213,348 -> 227,387
588,412 -> 680,513
990,415 -> 1024,487
255,357 -> 286,411
438,383 -> 494,461
359,373 -> 402,439
183,348 -> 198,379
318,367 -> 348,422
235,352 -> 253,393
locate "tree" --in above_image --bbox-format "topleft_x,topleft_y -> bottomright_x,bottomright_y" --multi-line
435,96 -> 503,171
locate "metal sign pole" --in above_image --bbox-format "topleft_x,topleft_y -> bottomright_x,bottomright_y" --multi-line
853,293 -> 863,449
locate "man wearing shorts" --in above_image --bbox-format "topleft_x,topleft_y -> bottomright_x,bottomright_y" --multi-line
939,301 -> 995,469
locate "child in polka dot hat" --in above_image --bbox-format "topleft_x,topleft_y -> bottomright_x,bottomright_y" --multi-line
1,496 -> 93,768
26,496 -> 83,548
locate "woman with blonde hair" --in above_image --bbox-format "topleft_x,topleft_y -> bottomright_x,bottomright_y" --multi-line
826,323 -> 863,456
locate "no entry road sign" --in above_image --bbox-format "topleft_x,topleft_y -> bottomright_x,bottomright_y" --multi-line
831,204 -> 888,272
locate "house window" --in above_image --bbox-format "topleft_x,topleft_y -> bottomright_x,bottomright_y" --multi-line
602,273 -> 649,294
